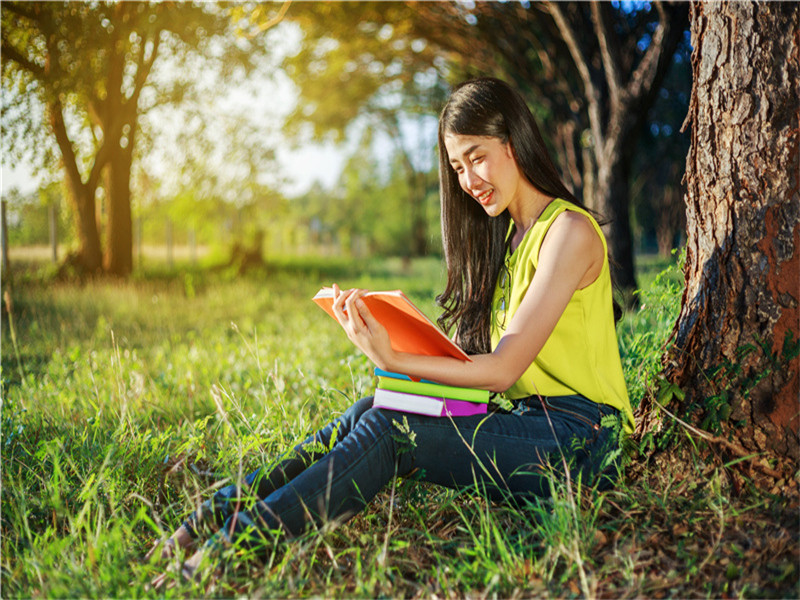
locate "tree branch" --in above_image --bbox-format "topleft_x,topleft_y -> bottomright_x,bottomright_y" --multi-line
628,2 -> 680,102
2,0 -> 38,23
546,1 -> 605,154
127,31 -> 161,117
1,40 -> 46,80
591,2 -> 625,106
48,98 -> 86,195
255,0 -> 292,35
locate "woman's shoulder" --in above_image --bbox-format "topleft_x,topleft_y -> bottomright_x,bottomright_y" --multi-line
550,207 -> 596,235
528,202 -> 606,269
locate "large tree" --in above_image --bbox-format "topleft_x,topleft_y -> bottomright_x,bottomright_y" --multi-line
657,2 -> 799,468
1,1 -> 262,276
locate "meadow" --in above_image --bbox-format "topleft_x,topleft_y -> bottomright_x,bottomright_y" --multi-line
1,255 -> 797,598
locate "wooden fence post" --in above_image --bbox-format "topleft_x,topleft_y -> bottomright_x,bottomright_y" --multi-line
49,203 -> 58,263
1,200 -> 8,275
189,228 -> 197,265
166,218 -> 173,268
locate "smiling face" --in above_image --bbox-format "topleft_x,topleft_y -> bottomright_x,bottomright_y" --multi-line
444,133 -> 524,218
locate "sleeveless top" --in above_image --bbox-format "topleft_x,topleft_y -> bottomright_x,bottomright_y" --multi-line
490,198 -> 634,431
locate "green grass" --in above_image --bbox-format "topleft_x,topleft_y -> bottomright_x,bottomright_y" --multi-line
2,254 -> 797,598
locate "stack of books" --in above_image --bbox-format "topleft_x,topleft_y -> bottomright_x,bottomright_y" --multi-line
373,369 -> 489,417
313,288 -> 489,417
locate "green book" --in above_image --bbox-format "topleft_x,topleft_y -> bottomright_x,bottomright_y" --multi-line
377,376 -> 489,404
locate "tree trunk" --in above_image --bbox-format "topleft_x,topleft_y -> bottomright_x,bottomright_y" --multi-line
104,128 -> 135,276
409,169 -> 429,257
596,145 -> 637,294
663,2 -> 800,462
49,102 -> 103,273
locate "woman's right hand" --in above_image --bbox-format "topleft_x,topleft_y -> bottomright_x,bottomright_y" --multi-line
330,284 -> 397,371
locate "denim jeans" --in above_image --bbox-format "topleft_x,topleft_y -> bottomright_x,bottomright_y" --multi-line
184,394 -> 620,553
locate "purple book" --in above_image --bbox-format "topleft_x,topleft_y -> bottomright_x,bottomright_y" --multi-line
442,398 -> 488,417
373,389 -> 488,417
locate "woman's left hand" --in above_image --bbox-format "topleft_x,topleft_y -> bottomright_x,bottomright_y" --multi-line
331,284 -> 396,370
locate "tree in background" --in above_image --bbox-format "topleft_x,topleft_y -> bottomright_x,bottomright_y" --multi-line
649,2 -> 799,470
425,1 -> 688,294
631,42 -> 692,257
283,2 -> 448,257
292,129 -> 435,258
283,1 -> 688,294
1,2 -> 269,276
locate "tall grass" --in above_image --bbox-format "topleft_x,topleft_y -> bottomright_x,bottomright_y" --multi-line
2,254 -> 796,598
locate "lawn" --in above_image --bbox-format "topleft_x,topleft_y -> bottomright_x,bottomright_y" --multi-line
1,255 -> 797,598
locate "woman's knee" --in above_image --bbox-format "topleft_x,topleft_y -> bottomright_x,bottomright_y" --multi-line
337,396 -> 376,430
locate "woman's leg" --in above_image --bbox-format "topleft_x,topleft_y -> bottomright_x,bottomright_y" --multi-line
148,397 -> 376,560
397,394 -> 621,500
205,395 -> 620,557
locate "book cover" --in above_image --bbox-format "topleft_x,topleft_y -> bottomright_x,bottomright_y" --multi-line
377,376 -> 490,404
373,367 -> 437,384
312,288 -> 471,361
373,389 -> 488,417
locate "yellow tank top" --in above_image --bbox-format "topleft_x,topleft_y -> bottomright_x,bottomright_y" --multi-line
490,199 -> 634,431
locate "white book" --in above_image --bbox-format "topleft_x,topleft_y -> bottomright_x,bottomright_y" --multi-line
372,388 -> 444,416
372,388 -> 488,418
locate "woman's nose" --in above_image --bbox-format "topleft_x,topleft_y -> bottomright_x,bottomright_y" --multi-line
463,168 -> 481,190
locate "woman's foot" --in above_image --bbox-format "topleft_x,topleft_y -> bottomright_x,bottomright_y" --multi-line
144,524 -> 196,562
150,546 -> 216,591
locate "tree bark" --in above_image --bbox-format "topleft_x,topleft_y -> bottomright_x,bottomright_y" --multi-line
104,130 -> 135,276
596,148 -> 637,292
48,101 -> 103,273
663,2 -> 800,462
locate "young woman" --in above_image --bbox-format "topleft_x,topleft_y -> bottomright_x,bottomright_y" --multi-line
148,77 -> 633,583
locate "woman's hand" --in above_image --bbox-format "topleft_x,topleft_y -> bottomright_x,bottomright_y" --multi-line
331,284 -> 397,370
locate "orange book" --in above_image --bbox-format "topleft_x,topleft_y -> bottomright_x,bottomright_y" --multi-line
312,288 -> 471,362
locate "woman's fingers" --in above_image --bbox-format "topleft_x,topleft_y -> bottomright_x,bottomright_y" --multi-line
331,284 -> 353,324
354,297 -> 378,330
330,285 -> 369,336
344,289 -> 367,328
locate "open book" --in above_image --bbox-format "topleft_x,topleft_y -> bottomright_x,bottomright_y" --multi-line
312,288 -> 470,361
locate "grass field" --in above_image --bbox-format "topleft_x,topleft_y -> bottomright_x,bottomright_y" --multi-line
1,254 -> 797,598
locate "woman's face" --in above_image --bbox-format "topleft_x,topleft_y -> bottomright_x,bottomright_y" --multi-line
444,133 -> 523,217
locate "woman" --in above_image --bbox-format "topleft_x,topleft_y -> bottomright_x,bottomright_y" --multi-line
148,77 -> 633,583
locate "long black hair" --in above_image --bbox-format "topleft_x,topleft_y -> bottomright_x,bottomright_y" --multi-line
436,77 -> 584,354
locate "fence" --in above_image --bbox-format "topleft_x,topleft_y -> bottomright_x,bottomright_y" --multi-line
0,201 -> 360,272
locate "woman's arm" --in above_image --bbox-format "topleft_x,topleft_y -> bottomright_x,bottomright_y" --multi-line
333,212 -> 604,392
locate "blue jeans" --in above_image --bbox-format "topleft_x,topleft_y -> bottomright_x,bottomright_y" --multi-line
184,394 -> 620,553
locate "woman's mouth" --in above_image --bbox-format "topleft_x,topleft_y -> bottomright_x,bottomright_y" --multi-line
475,189 -> 493,205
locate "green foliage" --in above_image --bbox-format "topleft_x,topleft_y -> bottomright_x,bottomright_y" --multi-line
618,252 -> 684,407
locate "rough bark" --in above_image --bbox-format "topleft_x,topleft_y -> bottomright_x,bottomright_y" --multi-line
663,2 -> 800,461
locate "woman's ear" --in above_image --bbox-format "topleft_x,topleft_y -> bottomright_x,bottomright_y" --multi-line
505,137 -> 518,161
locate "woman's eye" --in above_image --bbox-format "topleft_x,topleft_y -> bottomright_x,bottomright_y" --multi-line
471,156 -> 484,164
